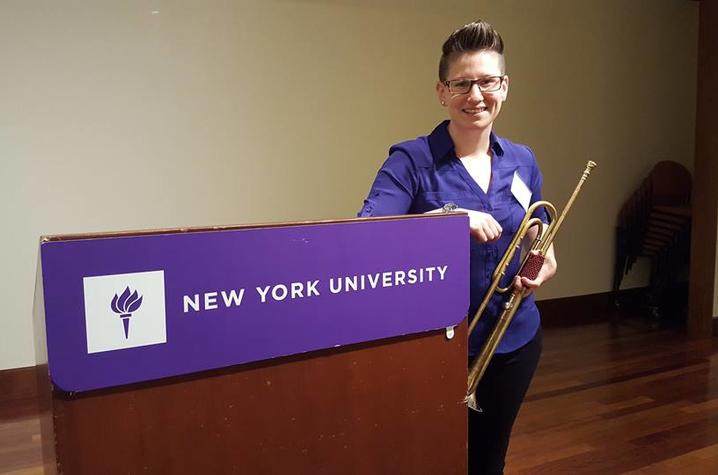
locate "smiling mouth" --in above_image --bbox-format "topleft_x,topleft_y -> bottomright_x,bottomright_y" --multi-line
463,107 -> 487,114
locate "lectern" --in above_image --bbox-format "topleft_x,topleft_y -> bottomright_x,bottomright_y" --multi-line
33,214 -> 469,474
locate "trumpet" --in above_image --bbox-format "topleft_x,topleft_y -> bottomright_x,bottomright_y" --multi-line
466,160 -> 597,410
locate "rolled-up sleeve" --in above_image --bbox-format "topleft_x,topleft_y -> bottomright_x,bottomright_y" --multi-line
358,151 -> 418,217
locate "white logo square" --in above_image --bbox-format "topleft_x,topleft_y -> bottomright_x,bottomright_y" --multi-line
83,270 -> 167,354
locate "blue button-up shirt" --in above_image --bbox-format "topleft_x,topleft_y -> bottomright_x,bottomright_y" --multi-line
358,121 -> 547,355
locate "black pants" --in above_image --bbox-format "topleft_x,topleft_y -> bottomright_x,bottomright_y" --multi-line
468,328 -> 543,475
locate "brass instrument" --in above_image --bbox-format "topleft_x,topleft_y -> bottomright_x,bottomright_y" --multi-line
466,160 -> 597,410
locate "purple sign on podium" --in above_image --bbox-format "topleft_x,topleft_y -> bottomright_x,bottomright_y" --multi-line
39,215 -> 469,392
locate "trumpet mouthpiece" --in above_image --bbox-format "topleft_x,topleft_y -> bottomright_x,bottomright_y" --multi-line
583,161 -> 597,177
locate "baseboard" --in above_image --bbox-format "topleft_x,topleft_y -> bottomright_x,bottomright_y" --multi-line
536,288 -> 645,328
0,365 -> 38,403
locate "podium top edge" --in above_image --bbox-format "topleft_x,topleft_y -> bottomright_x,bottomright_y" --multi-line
39,212 -> 468,243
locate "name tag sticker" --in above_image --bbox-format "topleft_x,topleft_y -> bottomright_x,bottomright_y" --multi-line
511,171 -> 532,211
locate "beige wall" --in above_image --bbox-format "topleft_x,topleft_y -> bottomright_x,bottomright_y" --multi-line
0,0 -> 698,369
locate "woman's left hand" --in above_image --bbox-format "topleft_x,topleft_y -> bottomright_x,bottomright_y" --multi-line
513,247 -> 557,295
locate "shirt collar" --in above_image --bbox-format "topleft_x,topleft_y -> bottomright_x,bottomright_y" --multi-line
429,120 -> 505,163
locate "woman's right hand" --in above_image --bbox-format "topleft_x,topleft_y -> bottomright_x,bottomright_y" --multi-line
457,208 -> 502,243
426,206 -> 502,242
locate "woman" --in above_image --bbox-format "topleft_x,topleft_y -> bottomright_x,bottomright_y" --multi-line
357,20 -> 557,474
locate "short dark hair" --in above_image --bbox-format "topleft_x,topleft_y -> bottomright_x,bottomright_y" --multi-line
438,20 -> 505,81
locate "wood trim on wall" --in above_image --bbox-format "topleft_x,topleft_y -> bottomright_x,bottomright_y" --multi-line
0,366 -> 39,421
688,0 -> 718,338
536,288 -> 648,328
0,366 -> 37,403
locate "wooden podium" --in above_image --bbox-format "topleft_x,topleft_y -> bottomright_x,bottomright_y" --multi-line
33,215 -> 469,474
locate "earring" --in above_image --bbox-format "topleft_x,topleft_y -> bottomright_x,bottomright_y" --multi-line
441,101 -> 446,106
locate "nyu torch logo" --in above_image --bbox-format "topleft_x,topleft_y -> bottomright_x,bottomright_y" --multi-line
110,286 -> 144,338
84,270 -> 166,354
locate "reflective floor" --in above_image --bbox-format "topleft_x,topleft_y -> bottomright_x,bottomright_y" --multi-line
507,318 -> 718,474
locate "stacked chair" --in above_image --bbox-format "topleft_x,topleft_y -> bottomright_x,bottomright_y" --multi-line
613,161 -> 692,318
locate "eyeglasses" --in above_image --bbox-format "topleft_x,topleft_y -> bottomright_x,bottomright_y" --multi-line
443,76 -> 505,94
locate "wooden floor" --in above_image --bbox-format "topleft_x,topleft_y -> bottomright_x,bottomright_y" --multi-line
2,317 -> 717,474
507,318 -> 718,474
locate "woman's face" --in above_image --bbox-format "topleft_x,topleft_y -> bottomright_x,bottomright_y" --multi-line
436,50 -> 509,134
